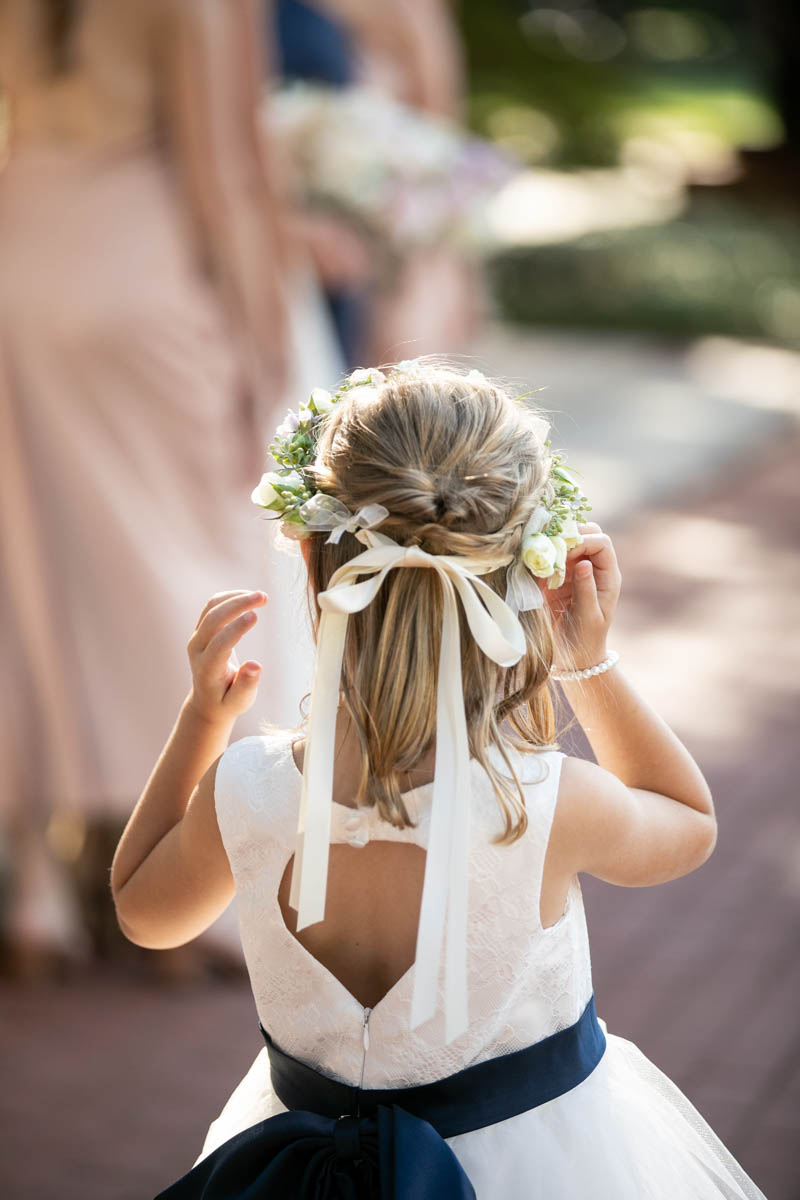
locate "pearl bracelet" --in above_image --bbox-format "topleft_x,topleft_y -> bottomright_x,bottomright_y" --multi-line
550,649 -> 620,683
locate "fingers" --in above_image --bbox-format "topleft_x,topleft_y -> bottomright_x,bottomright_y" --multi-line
570,530 -> 611,558
193,590 -> 266,632
190,591 -> 267,653
222,660 -> 263,715
545,523 -> 621,650
570,556 -> 602,621
567,531 -> 620,593
186,591 -> 267,722
203,609 -> 260,668
194,591 -> 248,628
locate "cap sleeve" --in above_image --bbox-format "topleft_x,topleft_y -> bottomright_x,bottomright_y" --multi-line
214,732 -> 295,866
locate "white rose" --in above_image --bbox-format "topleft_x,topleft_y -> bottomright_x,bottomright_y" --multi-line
521,532 -> 557,578
310,388 -> 334,414
298,405 -> 314,423
347,368 -> 372,385
348,367 -> 384,386
547,535 -> 568,589
529,414 -> 551,445
559,517 -> 582,550
251,472 -> 283,509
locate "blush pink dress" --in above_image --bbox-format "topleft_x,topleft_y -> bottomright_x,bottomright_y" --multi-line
0,0 -> 329,953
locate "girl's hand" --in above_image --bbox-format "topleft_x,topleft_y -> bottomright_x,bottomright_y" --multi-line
544,523 -> 621,667
186,591 -> 268,723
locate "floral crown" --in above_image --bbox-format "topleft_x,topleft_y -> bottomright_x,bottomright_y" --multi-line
251,364 -> 591,600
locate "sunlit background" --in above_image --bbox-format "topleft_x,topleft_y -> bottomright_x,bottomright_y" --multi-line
1,2 -> 797,1198
468,2 -> 798,339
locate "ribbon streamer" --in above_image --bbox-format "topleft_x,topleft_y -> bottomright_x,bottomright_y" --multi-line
504,558 -> 544,614
289,530 -> 526,1042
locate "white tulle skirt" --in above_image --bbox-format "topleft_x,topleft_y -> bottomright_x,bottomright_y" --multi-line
197,1029 -> 765,1199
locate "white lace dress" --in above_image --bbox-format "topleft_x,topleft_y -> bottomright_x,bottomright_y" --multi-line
199,730 -> 765,1199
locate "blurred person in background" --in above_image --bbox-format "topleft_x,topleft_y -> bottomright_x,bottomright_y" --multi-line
339,0 -> 482,362
0,0 -> 328,976
271,0 -> 483,366
272,0 -> 375,368
350,0 -> 464,119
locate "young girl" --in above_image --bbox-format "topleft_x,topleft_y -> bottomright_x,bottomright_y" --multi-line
112,362 -> 765,1198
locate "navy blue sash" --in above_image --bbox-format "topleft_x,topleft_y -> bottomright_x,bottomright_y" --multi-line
154,996 -> 605,1200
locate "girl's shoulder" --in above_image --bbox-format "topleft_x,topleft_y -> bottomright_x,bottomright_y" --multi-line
550,755 -> 620,851
215,729 -> 300,824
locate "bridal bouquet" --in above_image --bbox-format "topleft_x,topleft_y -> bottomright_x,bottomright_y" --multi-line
267,83 -> 514,257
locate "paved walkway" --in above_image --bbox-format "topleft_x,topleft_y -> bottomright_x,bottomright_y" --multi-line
583,433 -> 800,1199
2,330 -> 798,1199
471,324 -> 800,525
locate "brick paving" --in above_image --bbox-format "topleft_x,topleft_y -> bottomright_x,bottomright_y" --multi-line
2,435 -> 798,1200
581,433 -> 800,1199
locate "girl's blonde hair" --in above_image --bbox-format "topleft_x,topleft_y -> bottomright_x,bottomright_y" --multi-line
306,364 -> 556,844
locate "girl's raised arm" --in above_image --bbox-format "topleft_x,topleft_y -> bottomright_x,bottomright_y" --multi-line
111,590 -> 266,948
546,527 -> 717,888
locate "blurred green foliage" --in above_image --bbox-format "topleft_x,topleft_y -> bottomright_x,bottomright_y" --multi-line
462,0 -> 781,166
463,2 -> 797,343
489,197 -> 800,345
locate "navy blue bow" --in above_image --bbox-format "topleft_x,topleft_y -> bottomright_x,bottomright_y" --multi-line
156,998 -> 606,1199
154,1103 -> 475,1200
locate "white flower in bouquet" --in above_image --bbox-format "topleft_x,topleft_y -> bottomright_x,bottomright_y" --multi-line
267,83 -> 515,256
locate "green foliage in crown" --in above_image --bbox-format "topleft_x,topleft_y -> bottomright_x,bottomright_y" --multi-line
252,368 -> 387,531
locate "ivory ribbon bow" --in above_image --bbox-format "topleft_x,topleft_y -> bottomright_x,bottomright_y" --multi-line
299,496 -> 390,544
289,530 -> 526,1043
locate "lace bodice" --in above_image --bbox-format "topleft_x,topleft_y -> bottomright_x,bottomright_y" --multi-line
215,731 -> 593,1090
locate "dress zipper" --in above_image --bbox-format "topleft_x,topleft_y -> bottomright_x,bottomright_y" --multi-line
358,1007 -> 372,1093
